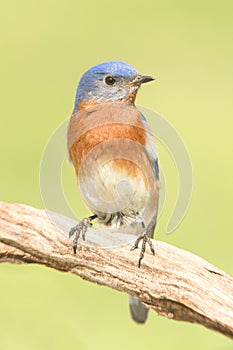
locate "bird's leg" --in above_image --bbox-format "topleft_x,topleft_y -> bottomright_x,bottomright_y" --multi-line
131,222 -> 155,268
69,214 -> 97,254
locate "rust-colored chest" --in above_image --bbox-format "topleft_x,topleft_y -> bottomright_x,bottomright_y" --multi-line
67,102 -> 146,176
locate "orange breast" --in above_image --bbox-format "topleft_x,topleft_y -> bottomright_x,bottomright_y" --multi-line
67,102 -> 146,177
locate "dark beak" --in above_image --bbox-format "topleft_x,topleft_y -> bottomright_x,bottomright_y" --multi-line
137,75 -> 155,84
126,75 -> 155,86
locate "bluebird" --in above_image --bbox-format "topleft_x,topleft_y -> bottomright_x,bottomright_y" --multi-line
67,61 -> 159,323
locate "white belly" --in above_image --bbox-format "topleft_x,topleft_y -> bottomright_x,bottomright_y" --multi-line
78,146 -> 159,229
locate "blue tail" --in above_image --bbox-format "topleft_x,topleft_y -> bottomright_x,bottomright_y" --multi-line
129,296 -> 149,323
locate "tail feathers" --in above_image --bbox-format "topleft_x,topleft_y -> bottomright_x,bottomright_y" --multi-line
129,296 -> 149,324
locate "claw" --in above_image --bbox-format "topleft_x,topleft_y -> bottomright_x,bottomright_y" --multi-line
131,231 -> 155,268
69,215 -> 97,254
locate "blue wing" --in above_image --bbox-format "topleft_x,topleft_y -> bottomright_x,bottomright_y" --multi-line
141,113 -> 159,181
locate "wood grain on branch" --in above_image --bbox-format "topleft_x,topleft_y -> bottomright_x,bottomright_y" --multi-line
0,202 -> 232,338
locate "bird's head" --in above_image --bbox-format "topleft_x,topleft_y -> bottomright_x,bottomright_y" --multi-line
74,61 -> 154,111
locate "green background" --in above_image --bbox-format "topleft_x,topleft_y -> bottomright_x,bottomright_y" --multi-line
1,0 -> 233,349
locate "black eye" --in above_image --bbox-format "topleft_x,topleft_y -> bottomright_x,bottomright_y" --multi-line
104,76 -> 116,85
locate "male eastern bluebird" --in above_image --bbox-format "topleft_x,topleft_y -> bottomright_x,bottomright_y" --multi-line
67,61 -> 159,323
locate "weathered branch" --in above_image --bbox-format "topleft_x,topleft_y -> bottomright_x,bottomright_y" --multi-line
0,202 -> 232,338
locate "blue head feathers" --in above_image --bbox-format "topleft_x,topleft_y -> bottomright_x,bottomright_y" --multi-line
74,61 -> 154,110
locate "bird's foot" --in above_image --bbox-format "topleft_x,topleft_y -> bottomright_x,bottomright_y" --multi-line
131,231 -> 155,268
69,215 -> 97,254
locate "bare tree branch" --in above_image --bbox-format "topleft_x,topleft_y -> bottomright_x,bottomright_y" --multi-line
0,202 -> 232,338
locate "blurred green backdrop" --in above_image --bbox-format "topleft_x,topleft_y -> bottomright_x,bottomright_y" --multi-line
1,0 -> 233,349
